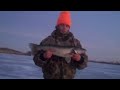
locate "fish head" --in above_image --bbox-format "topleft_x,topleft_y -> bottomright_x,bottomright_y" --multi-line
71,48 -> 78,54
63,48 -> 78,57
70,48 -> 86,54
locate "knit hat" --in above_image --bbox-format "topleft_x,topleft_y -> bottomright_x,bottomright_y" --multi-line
56,11 -> 71,27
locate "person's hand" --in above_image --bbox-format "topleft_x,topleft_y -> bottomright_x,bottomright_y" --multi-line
43,50 -> 53,59
71,53 -> 81,61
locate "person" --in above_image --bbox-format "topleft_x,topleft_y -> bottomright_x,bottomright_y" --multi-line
33,11 -> 88,79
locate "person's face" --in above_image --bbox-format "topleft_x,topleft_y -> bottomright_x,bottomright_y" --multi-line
57,24 -> 70,34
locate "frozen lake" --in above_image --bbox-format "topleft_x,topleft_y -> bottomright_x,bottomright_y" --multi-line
0,53 -> 120,79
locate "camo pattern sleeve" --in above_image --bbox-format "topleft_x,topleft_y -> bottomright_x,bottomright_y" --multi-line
71,38 -> 88,70
33,36 -> 55,67
33,50 -> 46,67
40,36 -> 56,46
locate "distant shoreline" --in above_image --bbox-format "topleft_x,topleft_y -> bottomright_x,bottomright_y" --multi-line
89,60 -> 120,65
0,48 -> 31,56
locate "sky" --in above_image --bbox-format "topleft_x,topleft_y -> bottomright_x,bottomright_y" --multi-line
0,11 -> 120,60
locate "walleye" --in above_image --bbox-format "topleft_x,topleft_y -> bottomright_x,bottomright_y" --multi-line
29,43 -> 86,58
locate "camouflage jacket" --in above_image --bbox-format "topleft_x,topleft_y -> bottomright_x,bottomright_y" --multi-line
33,30 -> 88,79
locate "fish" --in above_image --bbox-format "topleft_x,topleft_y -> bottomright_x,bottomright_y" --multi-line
29,43 -> 86,58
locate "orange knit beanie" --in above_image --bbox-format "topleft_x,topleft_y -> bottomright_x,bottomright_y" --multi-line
56,11 -> 71,27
